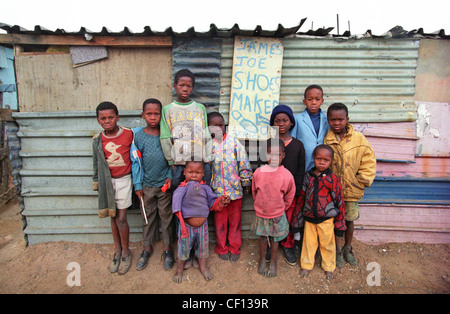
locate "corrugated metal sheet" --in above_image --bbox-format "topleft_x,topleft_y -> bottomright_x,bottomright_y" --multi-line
1,22 -> 448,39
219,37 -> 419,123
13,111 -> 146,245
377,156 -> 450,178
172,38 -> 222,109
355,204 -> 450,244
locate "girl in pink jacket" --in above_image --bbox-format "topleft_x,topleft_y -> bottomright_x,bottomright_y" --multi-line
251,138 -> 296,278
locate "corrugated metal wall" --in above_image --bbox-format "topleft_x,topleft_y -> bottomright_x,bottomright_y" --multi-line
219,38 -> 419,123
12,36 -> 449,245
14,111 -> 146,244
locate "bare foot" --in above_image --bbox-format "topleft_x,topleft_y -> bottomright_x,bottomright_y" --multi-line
265,261 -> 277,277
257,258 -> 266,276
173,260 -> 184,283
201,268 -> 213,281
183,258 -> 192,270
300,269 -> 310,278
325,271 -> 334,279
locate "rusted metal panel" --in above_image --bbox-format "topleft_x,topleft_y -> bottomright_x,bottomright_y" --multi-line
355,203 -> 450,244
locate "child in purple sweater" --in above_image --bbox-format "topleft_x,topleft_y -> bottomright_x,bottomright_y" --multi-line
172,160 -> 230,283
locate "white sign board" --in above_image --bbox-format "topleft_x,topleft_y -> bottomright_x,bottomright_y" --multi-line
229,36 -> 284,140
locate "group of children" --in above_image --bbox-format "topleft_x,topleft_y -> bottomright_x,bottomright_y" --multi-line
92,69 -> 376,282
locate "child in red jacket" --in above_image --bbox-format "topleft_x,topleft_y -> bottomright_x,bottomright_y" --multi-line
292,144 -> 346,279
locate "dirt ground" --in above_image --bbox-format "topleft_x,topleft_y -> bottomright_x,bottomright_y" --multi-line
0,198 -> 449,294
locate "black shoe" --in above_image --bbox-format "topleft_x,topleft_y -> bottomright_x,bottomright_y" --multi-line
293,240 -> 302,259
282,246 -> 297,266
162,250 -> 175,270
136,249 -> 153,271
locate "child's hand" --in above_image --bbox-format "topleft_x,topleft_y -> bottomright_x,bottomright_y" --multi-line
135,189 -> 143,199
243,186 -> 251,195
221,195 -> 231,206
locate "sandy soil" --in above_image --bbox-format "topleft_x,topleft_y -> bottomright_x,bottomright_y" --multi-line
0,198 -> 449,294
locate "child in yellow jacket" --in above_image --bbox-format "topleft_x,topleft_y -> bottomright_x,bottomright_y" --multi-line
324,103 -> 376,268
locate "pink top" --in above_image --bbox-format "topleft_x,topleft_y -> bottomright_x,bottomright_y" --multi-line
252,165 -> 296,219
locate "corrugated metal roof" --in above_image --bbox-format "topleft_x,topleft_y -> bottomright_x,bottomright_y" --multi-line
0,22 -> 448,39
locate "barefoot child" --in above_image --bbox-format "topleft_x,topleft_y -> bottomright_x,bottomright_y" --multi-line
172,159 -> 230,283
131,98 -> 174,271
270,105 -> 305,264
208,112 -> 252,262
292,145 -> 346,279
251,138 -> 296,277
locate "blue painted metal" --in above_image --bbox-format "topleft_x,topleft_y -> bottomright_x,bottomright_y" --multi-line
362,177 -> 450,205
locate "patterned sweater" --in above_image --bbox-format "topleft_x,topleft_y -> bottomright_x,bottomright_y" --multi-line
292,168 -> 346,236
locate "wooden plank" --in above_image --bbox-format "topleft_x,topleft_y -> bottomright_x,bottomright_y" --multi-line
15,47 -> 173,112
0,34 -> 172,47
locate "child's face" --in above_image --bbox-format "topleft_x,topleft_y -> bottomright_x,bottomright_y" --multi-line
303,88 -> 324,115
97,109 -> 119,133
314,148 -> 333,173
328,109 -> 349,136
174,76 -> 194,103
142,103 -> 161,129
184,161 -> 204,182
208,116 -> 225,139
267,145 -> 285,167
273,113 -> 292,135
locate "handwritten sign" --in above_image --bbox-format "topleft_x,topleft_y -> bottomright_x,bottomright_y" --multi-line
229,36 -> 284,140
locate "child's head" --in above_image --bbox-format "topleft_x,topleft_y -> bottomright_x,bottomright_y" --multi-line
327,102 -> 349,136
270,105 -> 295,135
174,69 -> 195,103
207,112 -> 225,139
266,138 -> 285,167
142,98 -> 162,129
96,101 -> 119,133
313,144 -> 334,173
184,160 -> 205,183
303,84 -> 324,115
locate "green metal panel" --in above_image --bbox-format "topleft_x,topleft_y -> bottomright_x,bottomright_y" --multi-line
219,37 -> 419,123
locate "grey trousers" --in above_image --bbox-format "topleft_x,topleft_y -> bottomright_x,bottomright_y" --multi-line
142,185 -> 174,247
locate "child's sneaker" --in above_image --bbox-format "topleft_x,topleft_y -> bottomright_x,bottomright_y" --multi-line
344,247 -> 358,266
109,253 -> 121,273
282,246 -> 297,266
118,253 -> 132,275
336,251 -> 345,268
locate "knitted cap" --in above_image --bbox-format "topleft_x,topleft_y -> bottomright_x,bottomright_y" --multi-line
270,105 -> 296,130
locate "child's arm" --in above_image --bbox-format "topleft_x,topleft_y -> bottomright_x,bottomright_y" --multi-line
130,137 -> 143,196
332,174 -> 347,236
172,185 -> 189,238
92,137 -> 99,191
291,176 -> 307,231
235,138 -> 253,191
357,139 -> 377,188
160,106 -> 174,166
284,176 -> 296,211
295,141 -> 306,196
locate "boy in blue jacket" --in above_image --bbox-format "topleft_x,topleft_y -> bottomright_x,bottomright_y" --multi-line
290,85 -> 330,171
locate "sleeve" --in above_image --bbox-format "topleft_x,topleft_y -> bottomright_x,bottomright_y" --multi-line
332,174 -> 347,236
172,185 -> 187,214
205,186 -> 219,209
251,169 -> 259,200
356,136 -> 377,188
130,134 -> 143,191
236,139 -> 253,186
284,174 -> 296,211
160,105 -> 174,165
92,137 -> 99,191
294,141 -> 306,196
291,174 -> 307,231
